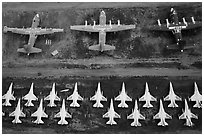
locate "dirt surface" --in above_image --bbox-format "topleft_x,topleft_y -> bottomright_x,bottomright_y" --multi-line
2,2 -> 202,134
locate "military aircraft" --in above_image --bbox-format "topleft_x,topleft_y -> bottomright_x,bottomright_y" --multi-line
153,99 -> 172,126
67,82 -> 83,107
139,82 -> 157,108
150,8 -> 201,52
9,99 -> 26,124
114,82 -> 132,108
31,99 -> 48,124
3,14 -> 63,55
2,82 -> 16,106
127,100 -> 145,127
103,99 -> 121,125
44,83 -> 60,107
90,82 -> 107,108
70,10 -> 135,52
179,99 -> 198,127
164,82 -> 182,108
22,83 -> 38,107
54,99 -> 72,125
189,82 -> 202,108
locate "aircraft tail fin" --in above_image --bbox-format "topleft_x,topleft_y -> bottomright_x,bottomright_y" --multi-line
89,44 -> 115,52
12,118 -> 22,124
93,102 -> 103,108
17,46 -> 42,54
58,119 -> 68,125
106,120 -> 117,125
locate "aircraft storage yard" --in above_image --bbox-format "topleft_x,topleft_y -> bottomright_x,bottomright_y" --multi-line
2,2 -> 202,134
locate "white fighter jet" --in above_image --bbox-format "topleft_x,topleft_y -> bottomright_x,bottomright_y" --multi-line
189,82 -> 202,108
31,99 -> 48,124
67,82 -> 83,107
103,99 -> 121,125
22,83 -> 38,107
179,99 -> 198,127
115,82 -> 132,108
139,82 -> 157,108
127,100 -> 145,127
44,83 -> 60,107
153,99 -> 172,126
2,82 -> 16,106
164,82 -> 182,108
54,99 -> 72,125
9,99 -> 26,124
90,82 -> 107,108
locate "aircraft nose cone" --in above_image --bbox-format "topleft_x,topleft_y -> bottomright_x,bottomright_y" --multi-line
101,10 -> 105,15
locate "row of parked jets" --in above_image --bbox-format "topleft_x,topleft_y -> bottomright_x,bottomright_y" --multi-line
2,82 -> 202,126
3,8 -> 201,55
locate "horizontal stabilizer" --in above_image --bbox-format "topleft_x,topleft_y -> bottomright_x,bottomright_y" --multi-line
89,44 -> 115,52
17,47 -> 42,54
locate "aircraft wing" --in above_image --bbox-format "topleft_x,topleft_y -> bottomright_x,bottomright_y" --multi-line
77,95 -> 83,101
3,26 -> 29,35
182,21 -> 202,30
139,114 -> 145,120
190,113 -> 198,119
9,111 -> 16,117
20,111 -> 26,117
36,28 -> 63,35
70,25 -> 100,32
90,95 -> 96,101
153,113 -> 160,119
103,111 -> 109,118
54,112 -> 61,118
126,95 -> 132,101
164,95 -> 170,101
165,113 -> 172,119
67,95 -> 73,100
150,95 -> 157,101
149,24 -> 172,31
44,95 -> 50,100
65,112 -> 72,118
101,96 -> 107,101
31,110 -> 39,117
55,95 -> 60,101
179,112 -> 186,119
114,112 -> 121,118
114,95 -> 121,101
105,25 -> 135,32
175,95 -> 182,101
42,110 -> 48,118
127,113 -> 134,119
139,95 -> 145,101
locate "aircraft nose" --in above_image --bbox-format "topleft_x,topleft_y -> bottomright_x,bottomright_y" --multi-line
101,10 -> 105,15
36,14 -> 39,18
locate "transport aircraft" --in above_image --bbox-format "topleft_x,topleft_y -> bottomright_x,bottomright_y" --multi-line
9,99 -> 26,124
150,8 -> 201,52
114,82 -> 132,108
90,82 -> 107,108
179,99 -> 198,127
3,14 -> 63,55
54,99 -> 72,125
44,83 -> 60,107
2,82 -> 16,106
127,100 -> 145,127
22,83 -> 38,107
153,99 -> 172,126
139,82 -> 157,108
67,82 -> 83,107
31,99 -> 48,124
103,99 -> 121,125
189,82 -> 202,108
164,82 -> 182,108
70,10 -> 135,52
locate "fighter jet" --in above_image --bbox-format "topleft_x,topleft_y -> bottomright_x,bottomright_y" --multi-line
179,99 -> 198,127
70,10 -> 135,52
150,8 -> 201,52
114,82 -> 132,108
3,14 -> 63,55
67,82 -> 83,107
44,83 -> 60,107
54,99 -> 72,125
153,99 -> 172,126
22,83 -> 38,107
2,82 -> 16,106
164,82 -> 182,108
90,82 -> 107,108
31,99 -> 48,124
9,99 -> 26,124
189,82 -> 202,108
103,99 -> 121,125
127,100 -> 145,127
139,82 -> 157,108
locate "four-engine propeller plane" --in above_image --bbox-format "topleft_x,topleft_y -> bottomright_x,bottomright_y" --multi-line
70,10 -> 135,52
150,8 -> 201,52
3,14 -> 63,55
